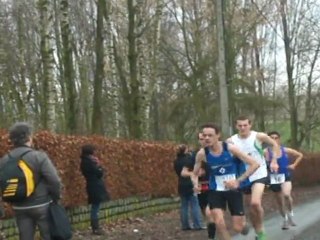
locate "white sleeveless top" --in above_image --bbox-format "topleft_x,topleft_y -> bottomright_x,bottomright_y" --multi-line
231,131 -> 267,182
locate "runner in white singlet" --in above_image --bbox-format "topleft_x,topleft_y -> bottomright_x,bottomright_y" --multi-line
227,116 -> 279,240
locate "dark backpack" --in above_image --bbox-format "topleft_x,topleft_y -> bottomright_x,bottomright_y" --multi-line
48,202 -> 73,240
0,150 -> 36,203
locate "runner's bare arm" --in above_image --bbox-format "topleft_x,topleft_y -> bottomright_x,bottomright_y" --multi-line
193,149 -> 205,176
192,149 -> 206,188
285,147 -> 303,170
257,132 -> 280,172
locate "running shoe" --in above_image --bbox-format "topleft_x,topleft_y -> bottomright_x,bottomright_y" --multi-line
281,219 -> 290,230
182,227 -> 192,231
288,215 -> 297,226
241,223 -> 250,235
256,231 -> 267,240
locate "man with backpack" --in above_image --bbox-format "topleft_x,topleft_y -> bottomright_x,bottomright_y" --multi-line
0,122 -> 62,240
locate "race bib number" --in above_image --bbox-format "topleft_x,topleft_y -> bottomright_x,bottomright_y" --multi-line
270,173 -> 285,184
215,174 -> 236,191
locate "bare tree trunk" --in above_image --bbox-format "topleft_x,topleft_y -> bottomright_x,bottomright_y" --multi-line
113,34 -> 131,137
104,2 -> 121,137
135,0 -> 148,138
0,9 -> 5,125
215,0 -> 231,138
303,44 -> 320,149
75,47 -> 91,134
60,0 -> 77,133
91,0 -> 105,134
38,0 -> 56,131
16,1 -> 28,120
53,0 -> 66,131
149,0 -> 164,140
127,0 -> 143,139
280,0 -> 298,148
253,26 -> 265,131
272,29 -> 278,128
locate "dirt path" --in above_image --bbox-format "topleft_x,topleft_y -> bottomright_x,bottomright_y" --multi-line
73,185 -> 320,240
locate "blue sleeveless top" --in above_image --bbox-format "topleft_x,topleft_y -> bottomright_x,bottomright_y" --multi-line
205,142 -> 238,191
267,146 -> 290,176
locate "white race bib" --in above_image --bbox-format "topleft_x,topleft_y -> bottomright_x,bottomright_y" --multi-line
270,173 -> 285,184
215,174 -> 236,191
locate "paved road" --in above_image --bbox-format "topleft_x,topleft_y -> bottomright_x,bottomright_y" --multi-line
296,219 -> 320,240
234,198 -> 320,240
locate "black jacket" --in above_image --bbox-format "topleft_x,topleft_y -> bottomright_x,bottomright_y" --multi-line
80,155 -> 110,204
173,153 -> 194,196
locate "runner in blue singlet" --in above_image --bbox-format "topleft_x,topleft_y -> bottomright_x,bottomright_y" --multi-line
191,132 -> 216,239
265,131 -> 303,230
193,123 -> 259,240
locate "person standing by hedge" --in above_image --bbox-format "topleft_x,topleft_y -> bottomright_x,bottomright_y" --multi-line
0,122 -> 62,240
173,144 -> 204,231
80,144 -> 110,235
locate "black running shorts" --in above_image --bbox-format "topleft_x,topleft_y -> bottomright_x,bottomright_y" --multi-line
208,190 -> 244,216
198,191 -> 209,210
241,177 -> 269,195
269,175 -> 292,192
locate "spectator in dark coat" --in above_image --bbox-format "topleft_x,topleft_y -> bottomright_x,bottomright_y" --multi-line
80,144 -> 110,235
174,144 -> 203,230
